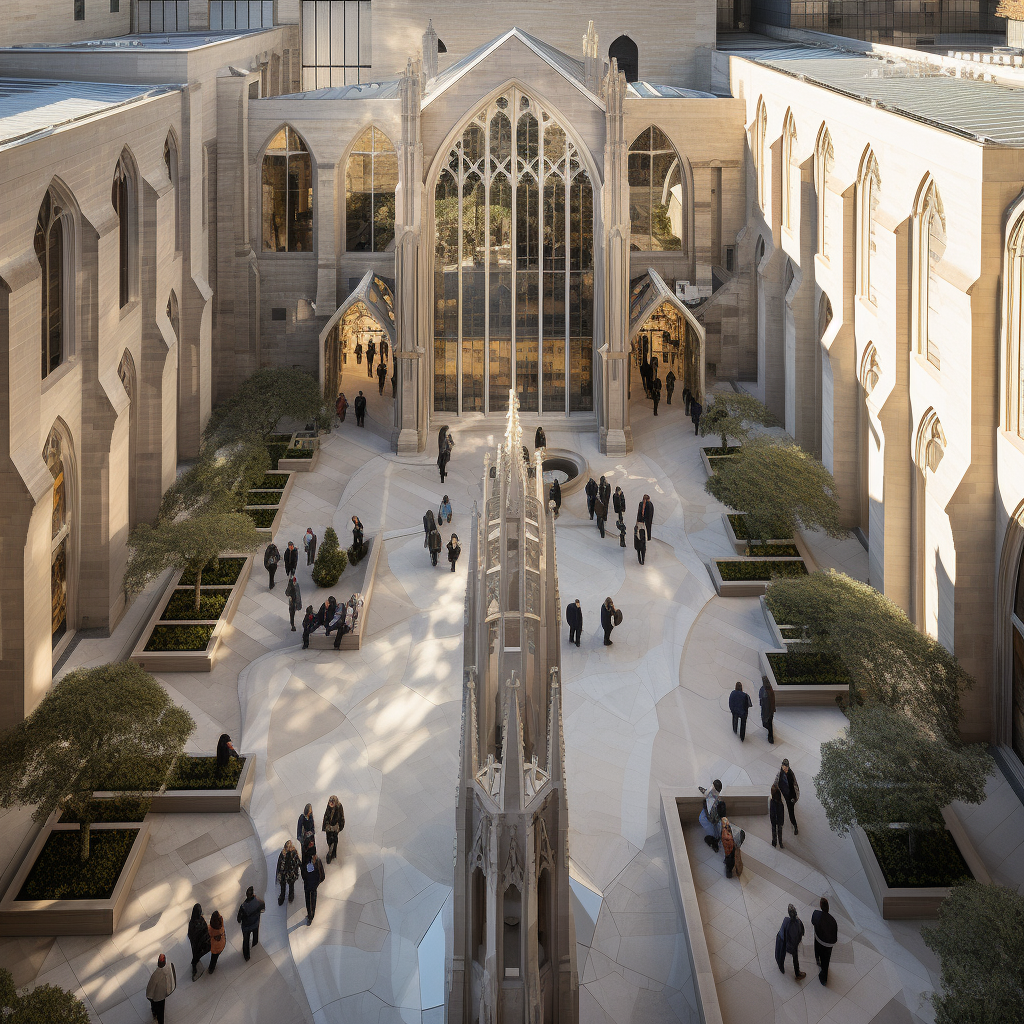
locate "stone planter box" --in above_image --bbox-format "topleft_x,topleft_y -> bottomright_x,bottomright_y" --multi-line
724,515 -> 796,556
92,752 -> 256,814
0,818 -> 151,936
759,595 -> 812,650
277,433 -> 320,473
243,471 -> 296,538
303,534 -> 382,651
130,554 -> 254,672
759,647 -> 849,706
851,807 -> 991,920
699,444 -> 741,478
707,556 -> 810,597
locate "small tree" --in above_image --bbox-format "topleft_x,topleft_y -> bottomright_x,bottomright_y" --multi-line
705,435 -> 845,550
0,664 -> 194,862
698,392 -> 777,453
922,880 -> 1024,1024
311,527 -> 348,588
0,968 -> 92,1024
125,511 -> 261,611
766,570 -> 972,743
204,368 -> 326,447
814,703 -> 992,842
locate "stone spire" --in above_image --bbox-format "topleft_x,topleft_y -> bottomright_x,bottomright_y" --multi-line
504,387 -> 523,456
583,21 -> 602,94
422,20 -> 439,83
499,675 -> 525,812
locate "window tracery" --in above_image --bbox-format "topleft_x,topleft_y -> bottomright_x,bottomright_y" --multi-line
262,127 -> 313,253
345,126 -> 397,252
628,126 -> 684,252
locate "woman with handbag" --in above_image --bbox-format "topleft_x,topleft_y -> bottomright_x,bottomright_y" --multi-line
322,795 -> 345,864
447,534 -> 462,573
186,903 -> 211,981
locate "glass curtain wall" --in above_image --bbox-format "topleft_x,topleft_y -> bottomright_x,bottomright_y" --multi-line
209,1 -> 275,28
301,0 -> 372,89
432,88 -> 593,416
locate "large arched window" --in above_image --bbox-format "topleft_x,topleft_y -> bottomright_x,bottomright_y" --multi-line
914,178 -> 946,369
111,155 -> 135,308
609,36 -> 639,83
432,88 -> 594,416
262,127 -> 313,253
345,126 -> 397,252
857,149 -> 881,303
781,109 -> 797,230
1006,213 -> 1024,440
815,125 -> 834,258
164,132 -> 180,252
36,190 -> 70,379
628,127 -> 684,252
44,426 -> 73,649
753,97 -> 767,212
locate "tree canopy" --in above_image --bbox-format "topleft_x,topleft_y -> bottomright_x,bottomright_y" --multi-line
158,443 -> 269,522
0,664 -> 194,861
203,367 -> 326,447
698,392 -> 777,452
765,570 -> 971,744
705,435 -> 845,547
814,703 -> 992,837
125,511 -> 261,610
922,880 -> 1024,1024
0,969 -> 91,1024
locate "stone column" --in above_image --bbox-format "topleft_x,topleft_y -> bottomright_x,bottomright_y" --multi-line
314,162 -> 337,320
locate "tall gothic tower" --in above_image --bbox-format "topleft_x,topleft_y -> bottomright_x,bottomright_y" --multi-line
449,393 -> 579,1024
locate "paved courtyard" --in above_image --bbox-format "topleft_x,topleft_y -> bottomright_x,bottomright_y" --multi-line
1,383 -> 1022,1024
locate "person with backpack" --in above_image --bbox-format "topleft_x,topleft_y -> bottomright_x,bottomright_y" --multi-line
566,599 -> 582,647
698,780 -> 723,851
438,495 -> 453,524
811,897 -> 839,985
600,597 -> 617,646
186,904 -> 210,980
264,542 -> 280,589
208,910 -> 226,973
236,886 -> 266,961
146,954 -> 176,1024
428,526 -> 443,567
612,486 -> 626,525
774,904 -> 806,979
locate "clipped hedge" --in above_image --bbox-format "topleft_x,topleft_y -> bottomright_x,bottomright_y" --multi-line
866,825 -> 972,888
59,796 -> 151,824
166,755 -> 245,791
244,491 -> 283,506
728,514 -> 792,542
243,508 -> 277,528
255,473 -> 288,489
746,543 -> 801,558
766,650 -> 851,687
159,589 -> 228,622
144,624 -> 215,652
704,445 -> 743,458
312,527 -> 348,587
17,829 -> 139,901
179,557 -> 246,587
267,433 -> 293,444
716,559 -> 809,582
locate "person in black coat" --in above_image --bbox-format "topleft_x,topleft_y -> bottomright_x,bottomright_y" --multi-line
283,541 -> 298,577
303,851 -> 325,926
760,679 -> 776,744
652,376 -> 662,416
682,385 -> 692,414
775,904 -> 806,979
187,904 -> 211,980
666,370 -> 676,405
612,486 -> 626,525
377,360 -> 387,395
633,523 -> 647,565
690,399 -> 703,436
323,597 -> 341,636
769,783 -> 786,848
594,494 -> 608,538
438,446 -> 450,483
423,508 -> 436,540
637,495 -> 655,541
264,543 -> 281,589
304,529 -> 318,566
301,606 -> 317,648
354,391 -> 367,427
351,516 -> 364,549
355,341 -> 363,364
535,426 -> 546,450
728,681 -> 753,741
599,476 -> 611,510
566,599 -> 582,646
285,575 -> 302,631
428,527 -> 442,566
216,734 -> 239,769
297,803 -> 316,847
600,597 -> 616,646
366,339 -> 376,376
777,759 -> 800,833
548,478 -> 561,517
811,898 -> 839,985
236,886 -> 265,961
447,534 -> 462,573
322,796 -> 345,864
585,477 -> 598,520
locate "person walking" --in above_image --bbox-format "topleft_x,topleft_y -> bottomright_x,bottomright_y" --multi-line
285,575 -> 302,631
377,360 -> 387,395
633,523 -> 647,565
652,375 -> 662,416
769,783 -> 786,848
335,392 -> 349,424
548,477 -> 561,517
301,605 -> 318,649
303,849 -> 326,926
297,803 -> 316,847
351,516 -> 364,549
323,795 -> 345,863
423,508 -> 436,542
594,492 -> 608,538
146,954 -> 176,1024
637,494 -> 655,541
729,681 -> 753,741
355,340 -> 363,364
381,338 -> 389,360
447,533 -> 462,573
276,840 -> 301,905
566,599 -> 582,647
690,398 -> 703,436
216,733 -> 239,769
535,426 -> 547,449
303,527 -> 317,566
366,339 -> 377,377
811,897 -> 838,986
438,495 -> 453,524
354,391 -> 367,427
283,540 -> 298,578
585,477 -> 598,520
208,911 -> 225,973
698,780 -> 723,851
600,597 -> 616,646
187,904 -> 210,981
682,385 -> 692,415
721,817 -> 744,878
760,678 -> 776,744
437,443 -> 450,483
236,886 -> 265,962
599,476 -> 611,510
428,526 -> 442,567
264,542 -> 281,589
774,904 -> 806,979
612,486 -> 626,526
665,370 -> 676,405
777,759 -> 800,834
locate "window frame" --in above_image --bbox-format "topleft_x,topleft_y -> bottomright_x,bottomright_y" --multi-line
260,126 -> 316,255
344,125 -> 397,253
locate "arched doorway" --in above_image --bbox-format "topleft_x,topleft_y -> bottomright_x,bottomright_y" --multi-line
609,35 -> 639,83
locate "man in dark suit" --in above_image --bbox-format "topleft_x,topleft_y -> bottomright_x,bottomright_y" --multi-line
598,476 -> 611,510
585,477 -> 598,520
811,898 -> 838,986
566,600 -> 582,647
354,391 -> 367,427
283,541 -> 299,578
637,495 -> 655,541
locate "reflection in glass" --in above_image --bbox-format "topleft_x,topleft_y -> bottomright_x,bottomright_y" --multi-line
628,126 -> 684,252
262,127 -> 313,253
36,191 -> 65,379
346,126 -> 397,252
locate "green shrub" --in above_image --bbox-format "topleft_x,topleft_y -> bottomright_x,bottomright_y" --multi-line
716,559 -> 809,582
60,795 -> 151,823
255,473 -> 288,489
0,968 -> 91,1024
179,557 -> 246,587
779,625 -> 805,640
266,442 -> 289,469
280,448 -> 314,460
17,829 -> 139,900
727,513 -> 792,542
244,491 -> 282,506
267,433 -> 293,444
704,445 -> 742,458
167,755 -> 245,791
243,508 -> 277,528
144,624 -> 215,652
312,527 -> 348,587
159,589 -> 228,621
347,541 -> 369,566
866,824 -> 972,888
747,544 -> 801,558
766,650 -> 851,687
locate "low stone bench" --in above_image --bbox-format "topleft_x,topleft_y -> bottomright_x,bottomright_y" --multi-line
674,785 -> 771,820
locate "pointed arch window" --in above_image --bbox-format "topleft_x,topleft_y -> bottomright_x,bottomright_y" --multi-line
916,181 -> 946,369
858,151 -> 881,303
1007,214 -> 1024,440
262,127 -> 313,253
608,35 -> 639,83
36,191 -> 70,379
815,126 -> 834,258
164,133 -> 180,252
781,110 -> 797,230
628,127 -> 684,252
345,126 -> 397,252
44,427 -> 71,648
753,98 -> 767,212
111,156 -> 135,308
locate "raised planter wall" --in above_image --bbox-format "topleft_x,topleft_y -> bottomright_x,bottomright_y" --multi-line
758,648 -> 850,707
244,471 -> 296,538
707,556 -> 810,598
851,806 -> 991,920
723,515 -> 796,556
304,533 -> 382,651
0,819 -> 151,936
699,445 -> 741,479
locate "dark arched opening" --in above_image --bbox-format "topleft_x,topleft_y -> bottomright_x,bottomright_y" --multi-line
609,35 -> 639,83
